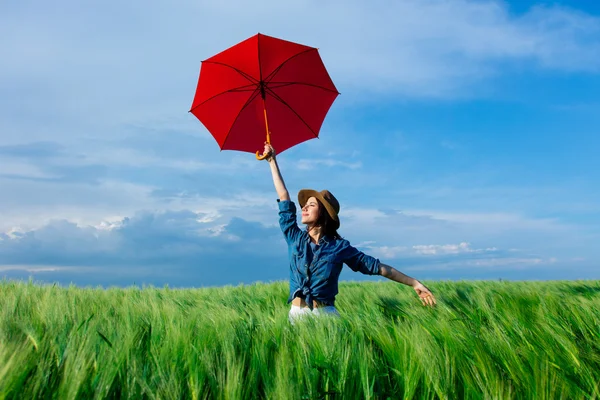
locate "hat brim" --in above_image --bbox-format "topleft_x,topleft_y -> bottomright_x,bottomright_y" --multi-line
298,189 -> 340,230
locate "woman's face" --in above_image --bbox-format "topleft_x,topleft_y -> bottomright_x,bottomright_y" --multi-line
301,196 -> 320,226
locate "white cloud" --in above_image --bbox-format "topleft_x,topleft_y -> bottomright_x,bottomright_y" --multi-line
333,205 -> 593,267
357,241 -> 498,259
412,242 -> 498,255
362,246 -> 409,259
94,219 -> 124,231
77,145 -> 257,172
0,210 -> 290,286
1,160 -> 59,179
0,1 -> 599,284
1,0 -> 599,132
0,265 -> 77,273
0,211 -> 276,262
0,208 -> 594,285
403,209 -> 564,231
0,178 -> 157,231
402,256 -> 556,272
1,0 -> 598,229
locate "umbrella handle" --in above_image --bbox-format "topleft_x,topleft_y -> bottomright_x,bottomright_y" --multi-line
256,106 -> 272,160
255,124 -> 272,160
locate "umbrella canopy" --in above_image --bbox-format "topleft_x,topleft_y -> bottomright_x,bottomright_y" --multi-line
190,33 -> 339,158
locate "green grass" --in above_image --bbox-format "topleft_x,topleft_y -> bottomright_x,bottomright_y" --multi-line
1,279 -> 599,399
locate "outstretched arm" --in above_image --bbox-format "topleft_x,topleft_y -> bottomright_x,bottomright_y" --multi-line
343,246 -> 436,307
263,144 -> 290,201
380,263 -> 437,306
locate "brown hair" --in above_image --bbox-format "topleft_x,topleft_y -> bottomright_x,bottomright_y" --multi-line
314,199 -> 341,239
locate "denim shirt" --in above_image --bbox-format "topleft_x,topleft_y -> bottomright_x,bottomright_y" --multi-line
278,199 -> 381,309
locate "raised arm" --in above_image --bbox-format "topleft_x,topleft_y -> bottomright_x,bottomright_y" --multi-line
263,144 -> 301,243
262,144 -> 290,201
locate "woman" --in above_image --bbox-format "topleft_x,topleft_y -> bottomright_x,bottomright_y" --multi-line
262,144 -> 436,324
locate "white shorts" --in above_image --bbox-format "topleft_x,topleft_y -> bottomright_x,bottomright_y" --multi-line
288,304 -> 340,325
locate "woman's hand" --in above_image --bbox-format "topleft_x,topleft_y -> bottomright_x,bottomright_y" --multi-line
262,143 -> 276,162
413,281 -> 437,307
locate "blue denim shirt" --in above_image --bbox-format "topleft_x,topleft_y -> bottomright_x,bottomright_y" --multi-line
278,199 -> 380,309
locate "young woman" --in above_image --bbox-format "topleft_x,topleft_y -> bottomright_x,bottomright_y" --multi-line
262,144 -> 436,324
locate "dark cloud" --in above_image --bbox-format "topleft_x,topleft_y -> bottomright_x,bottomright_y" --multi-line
3,207 -> 594,289
0,211 -> 292,286
224,217 -> 280,240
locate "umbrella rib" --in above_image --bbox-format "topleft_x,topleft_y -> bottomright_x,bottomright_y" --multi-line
263,48 -> 317,83
264,86 -> 318,138
267,81 -> 339,94
189,84 -> 258,113
220,89 -> 262,150
201,61 -> 259,84
258,33 -> 264,82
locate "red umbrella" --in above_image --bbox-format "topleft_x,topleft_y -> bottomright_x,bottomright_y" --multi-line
190,33 -> 339,159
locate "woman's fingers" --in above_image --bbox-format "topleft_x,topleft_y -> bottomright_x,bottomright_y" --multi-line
263,143 -> 275,157
430,295 -> 437,306
418,290 -> 436,306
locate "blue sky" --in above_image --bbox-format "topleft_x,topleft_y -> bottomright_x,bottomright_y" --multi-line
1,0 -> 599,287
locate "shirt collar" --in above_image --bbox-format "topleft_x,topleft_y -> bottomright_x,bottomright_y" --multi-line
305,233 -> 331,244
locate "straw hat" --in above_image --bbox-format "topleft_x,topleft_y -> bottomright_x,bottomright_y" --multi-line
298,189 -> 340,230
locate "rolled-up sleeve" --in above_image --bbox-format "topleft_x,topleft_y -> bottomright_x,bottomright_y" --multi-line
277,200 -> 302,245
342,244 -> 381,275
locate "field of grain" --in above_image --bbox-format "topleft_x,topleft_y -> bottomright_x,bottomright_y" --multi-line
1,279 -> 599,399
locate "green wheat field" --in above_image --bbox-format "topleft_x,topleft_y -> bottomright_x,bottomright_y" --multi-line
1,279 -> 599,399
